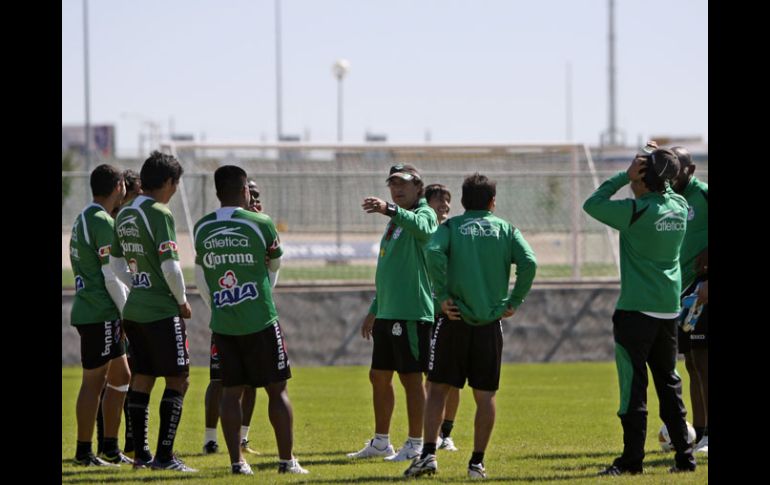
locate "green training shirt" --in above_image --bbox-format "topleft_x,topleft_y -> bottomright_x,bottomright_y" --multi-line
427,210 -> 537,325
70,203 -> 121,325
113,195 -> 183,322
583,172 -> 688,313
679,176 -> 708,290
194,207 -> 283,336
368,198 -> 438,323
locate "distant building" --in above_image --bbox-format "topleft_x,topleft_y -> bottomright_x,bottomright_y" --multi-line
62,124 -> 116,158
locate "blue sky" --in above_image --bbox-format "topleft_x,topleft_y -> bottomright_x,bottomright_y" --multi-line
62,0 -> 707,156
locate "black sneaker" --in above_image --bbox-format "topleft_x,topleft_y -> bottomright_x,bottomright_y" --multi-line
232,461 -> 254,475
150,454 -> 198,472
598,465 -> 642,476
202,440 -> 219,454
99,451 -> 134,465
73,452 -> 119,467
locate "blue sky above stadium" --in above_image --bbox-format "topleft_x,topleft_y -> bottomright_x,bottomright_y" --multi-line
62,0 -> 707,156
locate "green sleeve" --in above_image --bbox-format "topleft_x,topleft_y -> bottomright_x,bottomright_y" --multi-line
262,216 -> 284,259
368,296 -> 377,316
508,228 -> 537,309
427,223 -> 451,303
582,171 -> 635,231
155,211 -> 180,262
392,205 -> 438,243
93,216 -> 116,266
111,222 -> 124,258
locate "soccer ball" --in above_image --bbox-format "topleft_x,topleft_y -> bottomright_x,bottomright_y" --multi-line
658,422 -> 696,452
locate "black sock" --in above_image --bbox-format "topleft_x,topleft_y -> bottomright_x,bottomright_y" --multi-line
102,438 -> 119,456
96,387 -> 106,454
156,389 -> 184,461
421,443 -> 437,458
76,440 -> 92,459
440,419 -> 454,439
123,398 -> 134,453
470,451 -> 485,466
694,426 -> 706,443
128,390 -> 152,461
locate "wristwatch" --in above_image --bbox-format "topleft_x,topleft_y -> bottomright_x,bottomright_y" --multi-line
385,202 -> 398,217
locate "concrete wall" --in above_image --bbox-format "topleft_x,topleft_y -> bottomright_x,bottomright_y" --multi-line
62,284 -> 620,367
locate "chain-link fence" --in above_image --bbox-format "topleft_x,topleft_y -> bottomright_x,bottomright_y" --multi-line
61,144 -> 707,284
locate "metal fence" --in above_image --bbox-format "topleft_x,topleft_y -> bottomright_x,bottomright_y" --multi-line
61,143 -> 707,283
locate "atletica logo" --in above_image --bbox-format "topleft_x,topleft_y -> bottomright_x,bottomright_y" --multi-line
459,218 -> 500,237
203,227 -> 250,250
213,270 -> 259,307
392,322 -> 403,336
655,211 -> 686,232
687,206 -> 695,221
70,246 -> 80,260
117,215 -> 140,238
75,275 -> 84,291
202,252 -> 255,269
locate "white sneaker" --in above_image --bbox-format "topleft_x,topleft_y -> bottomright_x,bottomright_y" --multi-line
278,458 -> 309,474
694,435 -> 708,455
438,436 -> 458,451
468,462 -> 487,479
384,439 -> 421,462
347,439 -> 396,459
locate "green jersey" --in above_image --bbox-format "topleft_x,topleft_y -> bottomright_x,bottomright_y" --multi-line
113,195 -> 182,322
69,204 -> 120,325
368,198 -> 438,323
678,176 -> 708,290
194,207 -> 284,335
583,172 -> 688,313
427,210 -> 537,325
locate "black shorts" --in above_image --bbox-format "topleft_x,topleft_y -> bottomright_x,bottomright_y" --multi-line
76,319 -> 126,370
371,319 -> 432,374
213,321 -> 292,388
209,334 -> 222,381
427,315 -> 503,392
123,316 -> 190,377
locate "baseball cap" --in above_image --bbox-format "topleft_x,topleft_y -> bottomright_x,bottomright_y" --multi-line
386,163 -> 422,182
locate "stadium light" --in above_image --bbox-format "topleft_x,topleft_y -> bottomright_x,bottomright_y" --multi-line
332,59 -> 350,142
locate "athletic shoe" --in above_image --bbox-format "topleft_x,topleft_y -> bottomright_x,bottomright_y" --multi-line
241,438 -> 260,455
597,464 -> 642,476
73,453 -> 118,467
403,454 -> 437,477
384,439 -> 421,462
150,455 -> 198,472
347,439 -> 396,459
438,436 -> 458,451
202,440 -> 219,454
468,462 -> 487,479
231,461 -> 254,475
99,451 -> 134,465
694,435 -> 708,455
278,458 -> 309,474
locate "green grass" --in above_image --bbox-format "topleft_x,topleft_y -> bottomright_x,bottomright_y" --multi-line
62,362 -> 707,483
61,263 -> 617,288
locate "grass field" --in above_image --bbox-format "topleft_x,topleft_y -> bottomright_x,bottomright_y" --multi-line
61,263 -> 618,288
62,362 -> 707,483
